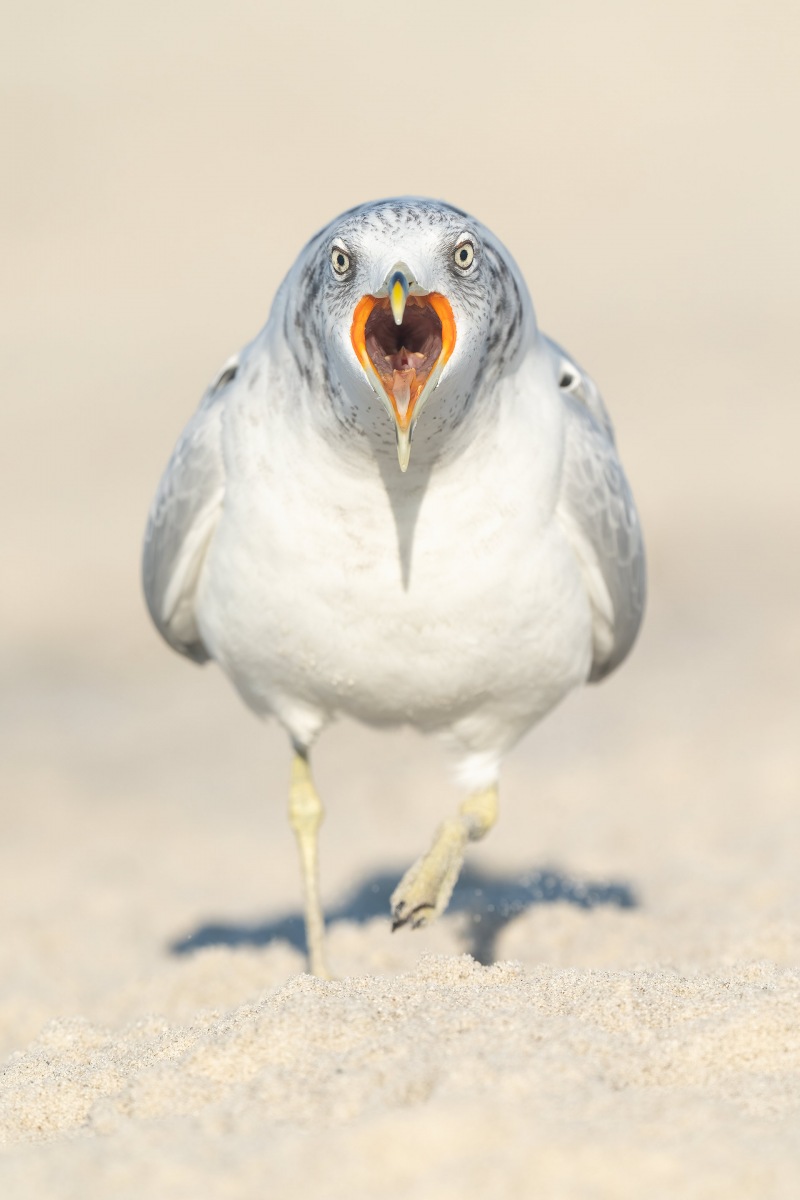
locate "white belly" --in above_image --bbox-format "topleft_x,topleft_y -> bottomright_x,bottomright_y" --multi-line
195,394 -> 593,761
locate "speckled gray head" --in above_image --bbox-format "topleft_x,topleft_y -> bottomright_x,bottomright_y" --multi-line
277,197 -> 537,471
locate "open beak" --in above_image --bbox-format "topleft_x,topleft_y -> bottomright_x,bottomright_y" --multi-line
350,264 -> 457,471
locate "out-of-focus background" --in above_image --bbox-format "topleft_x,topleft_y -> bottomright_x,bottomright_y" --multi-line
2,2 -> 799,1195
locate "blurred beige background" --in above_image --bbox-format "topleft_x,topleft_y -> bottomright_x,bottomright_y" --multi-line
1,2 -> 799,1194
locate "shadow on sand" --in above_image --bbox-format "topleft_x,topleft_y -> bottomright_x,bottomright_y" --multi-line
169,865 -> 637,966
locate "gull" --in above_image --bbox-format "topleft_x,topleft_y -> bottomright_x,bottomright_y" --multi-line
142,198 -> 646,978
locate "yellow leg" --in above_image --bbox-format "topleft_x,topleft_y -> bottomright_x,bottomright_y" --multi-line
390,784 -> 499,930
288,753 -> 330,978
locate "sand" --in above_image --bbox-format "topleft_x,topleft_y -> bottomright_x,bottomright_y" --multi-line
2,1 -> 800,1196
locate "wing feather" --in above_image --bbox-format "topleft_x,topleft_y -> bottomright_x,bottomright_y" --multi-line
141,357 -> 237,662
545,337 -> 646,681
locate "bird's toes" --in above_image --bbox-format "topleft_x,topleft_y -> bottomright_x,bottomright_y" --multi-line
391,900 -> 436,931
390,838 -> 465,933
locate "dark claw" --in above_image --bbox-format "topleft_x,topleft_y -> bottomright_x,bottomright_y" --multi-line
391,901 -> 408,931
391,902 -> 434,932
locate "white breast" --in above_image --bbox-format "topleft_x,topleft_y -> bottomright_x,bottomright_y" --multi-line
195,356 -> 593,765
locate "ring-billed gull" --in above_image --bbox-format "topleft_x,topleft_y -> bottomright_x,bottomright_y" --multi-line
143,198 -> 646,977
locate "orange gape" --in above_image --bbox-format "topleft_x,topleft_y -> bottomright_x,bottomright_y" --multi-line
350,292 -> 457,429
426,294 -> 458,369
350,294 -> 377,377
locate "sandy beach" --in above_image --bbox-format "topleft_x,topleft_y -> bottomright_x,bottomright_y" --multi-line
2,2 -> 799,1195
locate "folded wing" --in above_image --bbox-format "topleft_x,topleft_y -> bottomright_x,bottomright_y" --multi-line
546,337 -> 646,682
142,358 -> 238,663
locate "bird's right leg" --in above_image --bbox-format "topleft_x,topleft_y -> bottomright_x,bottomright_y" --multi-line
288,751 -> 330,979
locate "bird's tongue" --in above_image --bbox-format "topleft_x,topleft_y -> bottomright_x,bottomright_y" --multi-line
388,347 -> 425,422
391,368 -> 416,421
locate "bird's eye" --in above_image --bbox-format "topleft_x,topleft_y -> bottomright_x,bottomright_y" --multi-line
454,241 -> 475,270
331,248 -> 350,275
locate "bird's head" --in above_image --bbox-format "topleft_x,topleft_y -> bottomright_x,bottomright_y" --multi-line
284,198 -> 535,472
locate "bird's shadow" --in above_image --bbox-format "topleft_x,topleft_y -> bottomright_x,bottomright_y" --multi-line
169,864 -> 637,966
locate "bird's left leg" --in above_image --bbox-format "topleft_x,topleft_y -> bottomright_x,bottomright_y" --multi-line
390,785 -> 498,930
288,751 -> 330,978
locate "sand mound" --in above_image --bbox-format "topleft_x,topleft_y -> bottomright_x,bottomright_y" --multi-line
2,954 -> 800,1198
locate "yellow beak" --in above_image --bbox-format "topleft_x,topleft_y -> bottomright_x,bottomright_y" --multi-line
388,270 -> 410,326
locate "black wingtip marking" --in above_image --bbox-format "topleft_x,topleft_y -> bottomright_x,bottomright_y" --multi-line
212,365 -> 238,393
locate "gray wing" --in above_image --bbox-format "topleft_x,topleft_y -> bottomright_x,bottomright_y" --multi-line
545,336 -> 646,682
142,356 -> 238,663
